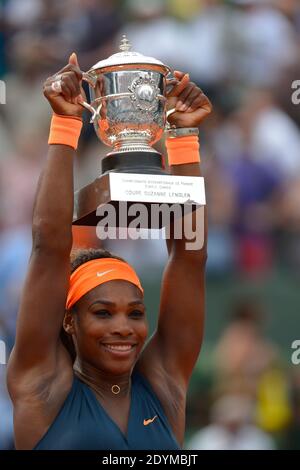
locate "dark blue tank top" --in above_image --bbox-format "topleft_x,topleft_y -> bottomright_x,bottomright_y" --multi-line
33,370 -> 180,450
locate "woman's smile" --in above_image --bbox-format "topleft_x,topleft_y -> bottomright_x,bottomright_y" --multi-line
101,342 -> 137,358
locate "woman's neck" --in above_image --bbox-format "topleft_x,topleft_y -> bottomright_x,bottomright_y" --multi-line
73,358 -> 132,399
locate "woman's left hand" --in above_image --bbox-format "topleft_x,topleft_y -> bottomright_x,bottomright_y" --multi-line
166,70 -> 212,128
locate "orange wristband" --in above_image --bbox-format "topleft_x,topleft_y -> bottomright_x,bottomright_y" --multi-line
166,135 -> 200,166
48,114 -> 83,150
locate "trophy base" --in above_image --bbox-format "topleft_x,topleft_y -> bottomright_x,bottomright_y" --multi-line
73,166 -> 206,229
101,151 -> 166,175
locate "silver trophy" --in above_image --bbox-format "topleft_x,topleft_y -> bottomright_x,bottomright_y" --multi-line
81,35 -> 169,156
73,36 -> 205,228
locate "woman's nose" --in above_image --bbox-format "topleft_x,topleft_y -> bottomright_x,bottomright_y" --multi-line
111,315 -> 133,336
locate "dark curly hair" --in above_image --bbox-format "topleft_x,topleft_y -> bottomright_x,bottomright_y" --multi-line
60,248 -> 126,362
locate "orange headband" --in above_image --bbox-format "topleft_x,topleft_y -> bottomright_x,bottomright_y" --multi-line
66,258 -> 143,310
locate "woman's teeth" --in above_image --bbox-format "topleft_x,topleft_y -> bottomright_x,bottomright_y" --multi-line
105,345 -> 133,351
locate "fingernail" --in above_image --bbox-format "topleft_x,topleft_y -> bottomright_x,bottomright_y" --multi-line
179,104 -> 188,111
176,100 -> 183,109
69,52 -> 79,65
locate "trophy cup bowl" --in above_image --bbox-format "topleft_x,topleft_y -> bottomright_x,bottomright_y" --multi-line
73,36 -> 206,228
80,35 -> 170,175
90,69 -> 167,154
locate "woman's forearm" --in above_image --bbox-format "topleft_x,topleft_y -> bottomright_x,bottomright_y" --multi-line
167,161 -> 207,261
32,53 -> 84,254
163,69 -> 212,260
32,144 -> 75,253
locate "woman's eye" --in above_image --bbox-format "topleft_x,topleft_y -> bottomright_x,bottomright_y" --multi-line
129,310 -> 144,318
95,310 -> 111,317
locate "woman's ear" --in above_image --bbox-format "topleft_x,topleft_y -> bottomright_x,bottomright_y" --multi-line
63,309 -> 75,335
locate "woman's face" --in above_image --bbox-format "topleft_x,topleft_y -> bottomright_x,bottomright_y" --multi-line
66,280 -> 148,376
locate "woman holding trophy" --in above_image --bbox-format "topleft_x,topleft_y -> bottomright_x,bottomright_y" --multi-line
7,48 -> 211,449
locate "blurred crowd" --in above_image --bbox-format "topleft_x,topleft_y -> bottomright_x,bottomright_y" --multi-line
1,0 -> 300,449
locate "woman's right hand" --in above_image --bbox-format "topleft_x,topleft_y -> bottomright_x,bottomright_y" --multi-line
43,53 -> 86,118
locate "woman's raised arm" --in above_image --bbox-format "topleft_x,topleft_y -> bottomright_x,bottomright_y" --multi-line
7,54 -> 85,397
139,72 -> 211,391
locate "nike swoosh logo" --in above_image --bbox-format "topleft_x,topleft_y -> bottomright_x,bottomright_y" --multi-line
143,415 -> 158,426
96,269 -> 115,277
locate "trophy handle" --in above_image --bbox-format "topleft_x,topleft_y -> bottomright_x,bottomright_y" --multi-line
82,71 -> 97,88
165,72 -> 179,94
166,108 -> 176,119
80,71 -> 100,123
